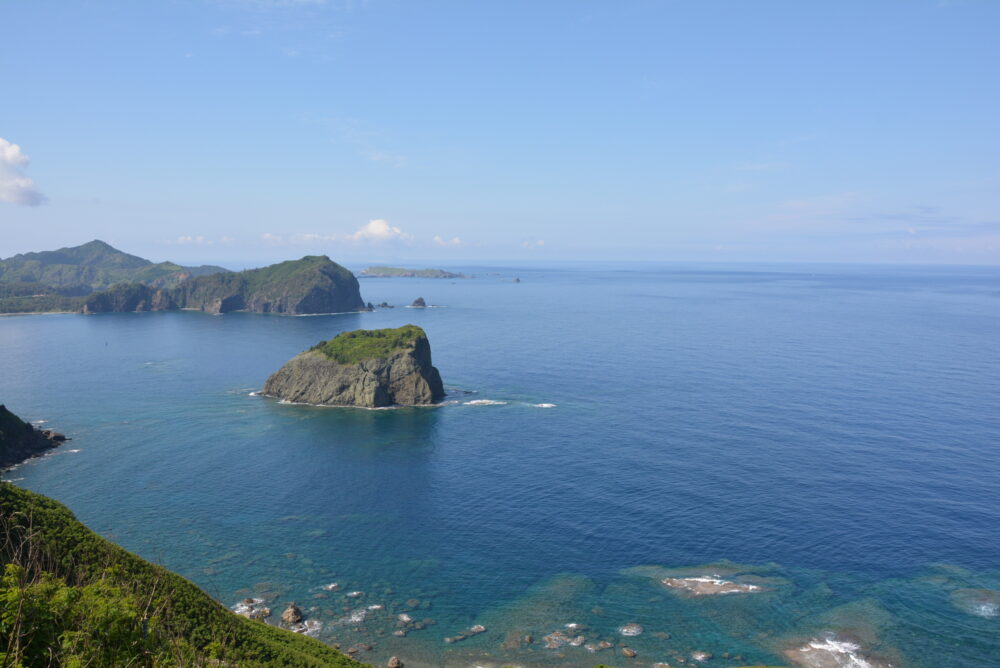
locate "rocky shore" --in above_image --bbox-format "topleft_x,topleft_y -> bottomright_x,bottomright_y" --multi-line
0,404 -> 68,470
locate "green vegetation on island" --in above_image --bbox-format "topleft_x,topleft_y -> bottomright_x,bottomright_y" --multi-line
0,282 -> 86,313
310,325 -> 429,365
0,482 -> 366,667
360,266 -> 465,279
168,255 -> 366,314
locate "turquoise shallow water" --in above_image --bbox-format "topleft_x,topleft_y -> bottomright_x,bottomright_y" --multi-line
2,262 -> 999,667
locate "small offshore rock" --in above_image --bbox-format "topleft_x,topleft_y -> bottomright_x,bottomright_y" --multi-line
469,624 -> 486,634
393,630 -> 407,637
398,613 -> 413,623
346,591 -> 364,598
619,622 -> 644,636
411,297 -> 427,307
387,658 -> 404,668
281,603 -> 303,624
622,647 -> 638,658
691,651 -> 712,661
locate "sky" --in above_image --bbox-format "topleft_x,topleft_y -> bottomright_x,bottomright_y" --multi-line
1,0 -> 999,266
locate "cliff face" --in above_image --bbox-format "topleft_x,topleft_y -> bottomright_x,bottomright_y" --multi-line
80,283 -> 176,313
262,325 -> 445,408
0,404 -> 66,469
171,255 -> 366,315
81,256 -> 367,315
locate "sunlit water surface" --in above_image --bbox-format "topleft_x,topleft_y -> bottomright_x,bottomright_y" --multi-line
2,262 -> 999,667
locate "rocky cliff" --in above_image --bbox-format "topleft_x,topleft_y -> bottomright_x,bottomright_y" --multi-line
81,255 -> 368,315
262,325 -> 445,408
80,282 -> 176,313
0,404 -> 67,469
170,255 -> 366,314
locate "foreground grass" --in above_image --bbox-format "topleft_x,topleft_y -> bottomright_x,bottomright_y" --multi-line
0,482 -> 367,667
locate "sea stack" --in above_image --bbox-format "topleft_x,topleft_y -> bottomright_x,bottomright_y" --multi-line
262,325 -> 445,408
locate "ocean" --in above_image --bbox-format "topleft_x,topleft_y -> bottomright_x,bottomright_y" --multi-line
2,261 -> 999,667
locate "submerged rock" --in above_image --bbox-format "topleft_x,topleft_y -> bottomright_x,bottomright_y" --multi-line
619,622 -> 644,636
661,576 -> 762,596
784,634 -> 895,668
262,325 -> 445,408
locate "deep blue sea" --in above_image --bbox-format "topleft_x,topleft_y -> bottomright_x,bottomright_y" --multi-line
2,262 -> 999,667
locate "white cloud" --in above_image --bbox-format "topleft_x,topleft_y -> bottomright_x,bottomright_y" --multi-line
176,235 -> 211,245
261,232 -> 284,243
0,138 -> 47,206
521,239 -> 545,249
433,235 -> 463,247
348,219 -> 412,243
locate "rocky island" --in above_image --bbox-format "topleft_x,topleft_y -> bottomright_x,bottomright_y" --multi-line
262,325 -> 445,408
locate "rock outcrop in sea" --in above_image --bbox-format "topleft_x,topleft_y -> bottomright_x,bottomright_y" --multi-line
262,325 -> 445,408
0,404 -> 68,469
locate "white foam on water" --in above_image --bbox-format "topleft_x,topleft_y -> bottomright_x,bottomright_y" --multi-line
230,597 -> 265,616
619,623 -> 644,636
331,609 -> 367,626
795,636 -> 886,668
972,602 -> 998,618
65,449 -> 81,454
464,399 -> 508,406
30,420 -> 47,424
248,391 -> 260,396
533,403 -> 557,408
290,619 -> 323,635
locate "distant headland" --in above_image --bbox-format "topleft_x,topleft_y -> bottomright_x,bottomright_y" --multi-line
0,240 -> 370,316
359,266 -> 466,279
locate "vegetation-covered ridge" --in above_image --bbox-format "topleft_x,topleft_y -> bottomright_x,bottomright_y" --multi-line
0,240 -> 226,294
359,266 -> 466,279
150,255 -> 365,315
310,325 -> 429,365
0,482 -> 367,667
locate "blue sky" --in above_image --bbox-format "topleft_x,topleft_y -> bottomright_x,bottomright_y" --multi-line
2,0 -> 998,265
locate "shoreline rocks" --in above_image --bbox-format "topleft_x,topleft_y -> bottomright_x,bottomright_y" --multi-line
0,405 -> 69,470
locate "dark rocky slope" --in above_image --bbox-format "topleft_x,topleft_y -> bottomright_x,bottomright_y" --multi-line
262,325 -> 445,408
80,282 -> 176,313
173,255 -> 365,314
0,404 -> 67,469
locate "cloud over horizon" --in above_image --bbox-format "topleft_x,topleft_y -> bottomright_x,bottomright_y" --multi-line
0,138 -> 47,206
348,219 -> 412,243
